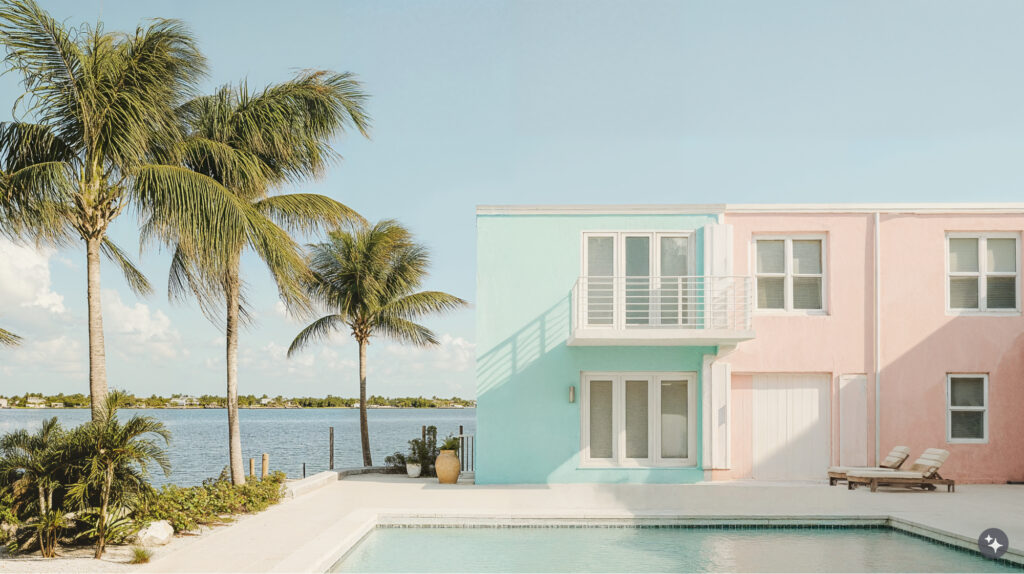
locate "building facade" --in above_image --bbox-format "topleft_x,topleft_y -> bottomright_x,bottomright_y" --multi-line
475,204 -> 1024,484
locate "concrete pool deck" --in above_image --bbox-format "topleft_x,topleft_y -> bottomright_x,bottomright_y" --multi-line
138,475 -> 1024,573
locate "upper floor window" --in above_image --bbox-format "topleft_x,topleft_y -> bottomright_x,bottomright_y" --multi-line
754,236 -> 825,312
947,233 -> 1019,313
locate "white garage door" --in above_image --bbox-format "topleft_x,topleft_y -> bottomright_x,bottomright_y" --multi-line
752,374 -> 830,481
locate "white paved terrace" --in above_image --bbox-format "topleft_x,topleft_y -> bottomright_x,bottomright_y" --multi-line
140,475 -> 1024,573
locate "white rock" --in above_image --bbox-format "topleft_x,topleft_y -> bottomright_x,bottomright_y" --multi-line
135,520 -> 174,546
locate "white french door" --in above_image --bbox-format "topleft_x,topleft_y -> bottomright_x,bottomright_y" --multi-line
582,233 -> 692,328
581,372 -> 697,467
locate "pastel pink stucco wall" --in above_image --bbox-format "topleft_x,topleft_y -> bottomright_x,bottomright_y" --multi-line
720,211 -> 1024,483
712,374 -> 753,480
724,213 -> 879,468
879,214 -> 1024,483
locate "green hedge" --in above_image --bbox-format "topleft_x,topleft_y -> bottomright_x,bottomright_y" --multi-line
140,472 -> 286,533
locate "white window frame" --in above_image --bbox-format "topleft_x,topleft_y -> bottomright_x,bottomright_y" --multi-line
580,371 -> 698,468
581,231 -> 697,328
945,232 -> 1021,315
752,234 -> 828,315
946,374 -> 989,444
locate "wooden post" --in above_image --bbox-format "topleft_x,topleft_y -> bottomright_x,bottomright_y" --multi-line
421,425 -> 426,442
459,425 -> 464,435
329,427 -> 335,470
261,453 -> 269,478
249,458 -> 254,477
303,463 -> 306,478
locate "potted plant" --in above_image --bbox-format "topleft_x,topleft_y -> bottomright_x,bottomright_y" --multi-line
405,440 -> 423,478
436,435 -> 461,484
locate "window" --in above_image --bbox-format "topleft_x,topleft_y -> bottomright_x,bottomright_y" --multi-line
581,372 -> 697,467
947,374 -> 988,443
582,232 -> 693,327
755,236 -> 825,312
947,234 -> 1019,313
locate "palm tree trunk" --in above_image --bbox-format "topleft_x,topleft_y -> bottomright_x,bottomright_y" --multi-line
226,266 -> 245,485
94,463 -> 114,559
358,338 -> 371,466
86,236 -> 108,420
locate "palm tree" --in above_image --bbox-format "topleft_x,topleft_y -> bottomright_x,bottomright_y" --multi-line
151,74 -> 369,485
0,327 -> 20,346
287,221 -> 468,466
0,417 -> 69,557
0,0 -> 250,418
69,391 -> 170,559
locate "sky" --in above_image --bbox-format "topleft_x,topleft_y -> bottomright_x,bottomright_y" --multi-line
4,0 -> 1024,400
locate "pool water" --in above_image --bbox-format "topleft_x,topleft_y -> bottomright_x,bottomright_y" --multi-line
331,526 -> 1019,573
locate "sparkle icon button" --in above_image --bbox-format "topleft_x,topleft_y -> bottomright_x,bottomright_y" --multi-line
978,528 -> 1009,559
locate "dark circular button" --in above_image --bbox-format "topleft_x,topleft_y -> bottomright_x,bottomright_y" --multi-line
978,527 -> 1009,559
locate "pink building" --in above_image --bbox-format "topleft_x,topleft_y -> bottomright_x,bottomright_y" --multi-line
716,204 -> 1024,484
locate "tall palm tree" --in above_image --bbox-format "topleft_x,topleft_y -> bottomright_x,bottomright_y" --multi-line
287,221 -> 468,466
0,0 -> 249,418
152,73 -> 369,485
69,391 -> 170,558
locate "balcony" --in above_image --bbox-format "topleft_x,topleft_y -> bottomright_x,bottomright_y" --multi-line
569,275 -> 755,346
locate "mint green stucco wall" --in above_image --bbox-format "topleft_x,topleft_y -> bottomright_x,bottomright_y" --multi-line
475,213 -> 720,484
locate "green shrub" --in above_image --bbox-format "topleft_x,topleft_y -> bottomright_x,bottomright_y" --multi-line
139,472 -> 286,533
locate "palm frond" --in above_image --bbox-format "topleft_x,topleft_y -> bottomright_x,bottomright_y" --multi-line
0,327 -> 20,346
287,313 -> 345,357
254,193 -> 363,234
377,290 -> 468,320
373,315 -> 438,347
100,237 -> 152,296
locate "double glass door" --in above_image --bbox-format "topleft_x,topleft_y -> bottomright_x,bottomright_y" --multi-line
584,233 -> 690,327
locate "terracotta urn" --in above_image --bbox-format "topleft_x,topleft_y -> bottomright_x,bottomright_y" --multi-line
435,449 -> 461,484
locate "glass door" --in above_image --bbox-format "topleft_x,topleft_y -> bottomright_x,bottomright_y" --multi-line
585,235 -> 615,326
623,235 -> 651,326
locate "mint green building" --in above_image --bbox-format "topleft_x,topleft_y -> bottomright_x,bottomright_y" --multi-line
475,205 -> 753,484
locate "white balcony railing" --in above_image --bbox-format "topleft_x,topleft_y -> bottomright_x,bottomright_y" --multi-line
570,275 -> 753,343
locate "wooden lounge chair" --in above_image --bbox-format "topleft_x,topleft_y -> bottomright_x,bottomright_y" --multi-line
847,448 -> 955,492
827,446 -> 911,485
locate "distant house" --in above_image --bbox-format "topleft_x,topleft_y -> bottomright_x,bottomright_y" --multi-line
170,396 -> 198,407
26,397 -> 45,408
260,397 -> 274,406
50,402 -> 64,408
0,398 -> 8,408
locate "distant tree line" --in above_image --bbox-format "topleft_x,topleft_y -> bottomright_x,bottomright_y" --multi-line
0,392 -> 475,409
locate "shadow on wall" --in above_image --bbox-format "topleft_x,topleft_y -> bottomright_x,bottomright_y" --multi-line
476,295 -> 572,485
879,315 -> 1024,484
476,292 -> 710,485
477,295 -> 571,397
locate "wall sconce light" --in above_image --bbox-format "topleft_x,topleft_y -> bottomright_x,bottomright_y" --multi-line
568,385 -> 576,403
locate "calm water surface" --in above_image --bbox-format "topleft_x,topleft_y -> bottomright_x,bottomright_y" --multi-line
332,527 -> 1019,573
0,408 -> 474,486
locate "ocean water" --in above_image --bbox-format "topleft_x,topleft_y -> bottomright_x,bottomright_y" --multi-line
0,408 -> 475,486
332,527 -> 1019,573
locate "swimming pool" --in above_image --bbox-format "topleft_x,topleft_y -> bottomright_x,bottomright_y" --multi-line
331,526 -> 1019,573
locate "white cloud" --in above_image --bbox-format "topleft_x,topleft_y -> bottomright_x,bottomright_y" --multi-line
382,334 -> 475,374
8,335 -> 85,375
0,238 -> 65,314
102,289 -> 182,360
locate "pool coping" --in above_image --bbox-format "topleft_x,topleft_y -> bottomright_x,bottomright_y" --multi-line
290,512 -> 1024,573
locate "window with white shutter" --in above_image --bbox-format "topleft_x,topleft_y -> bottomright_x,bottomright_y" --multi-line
754,236 -> 826,313
947,233 -> 1019,313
